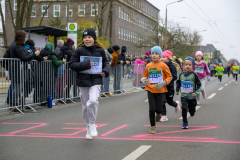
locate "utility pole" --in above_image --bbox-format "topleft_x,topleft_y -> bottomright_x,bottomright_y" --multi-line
67,0 -> 70,24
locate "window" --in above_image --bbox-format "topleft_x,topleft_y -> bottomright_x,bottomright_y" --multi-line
66,5 -> 73,17
124,29 -> 126,40
131,31 -> 133,42
91,4 -> 98,16
119,27 -> 121,39
31,5 -> 36,17
91,26 -> 98,36
14,0 -> 17,10
14,19 -> 16,25
54,5 -> 60,17
121,28 -> 123,39
42,5 -> 48,17
119,7 -> 121,19
79,4 -> 85,17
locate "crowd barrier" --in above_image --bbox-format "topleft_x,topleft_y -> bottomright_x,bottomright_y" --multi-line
0,58 -> 146,114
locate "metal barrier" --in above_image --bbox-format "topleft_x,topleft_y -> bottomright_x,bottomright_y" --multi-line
1,59 -> 146,114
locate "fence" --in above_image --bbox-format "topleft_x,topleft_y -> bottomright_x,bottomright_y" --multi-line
0,58 -> 146,114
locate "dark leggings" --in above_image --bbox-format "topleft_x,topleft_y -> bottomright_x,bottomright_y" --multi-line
234,74 -> 238,81
148,91 -> 163,126
218,75 -> 222,82
181,97 -> 197,123
162,86 -> 177,115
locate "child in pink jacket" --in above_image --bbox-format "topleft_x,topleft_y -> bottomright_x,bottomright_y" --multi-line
133,56 -> 145,87
194,51 -> 210,104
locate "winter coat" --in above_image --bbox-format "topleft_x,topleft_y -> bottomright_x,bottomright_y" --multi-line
54,46 -> 63,60
227,66 -> 231,72
133,58 -> 145,74
165,62 -> 177,87
61,42 -> 73,62
144,56 -> 151,65
111,51 -> 118,67
117,53 -> 126,64
69,45 -> 110,87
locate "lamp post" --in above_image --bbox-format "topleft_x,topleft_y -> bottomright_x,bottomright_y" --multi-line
158,33 -> 162,48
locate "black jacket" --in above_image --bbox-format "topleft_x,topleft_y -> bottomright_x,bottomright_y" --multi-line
227,66 -> 231,71
69,45 -> 110,87
61,42 -> 72,62
166,62 -> 177,87
54,46 -> 63,60
176,72 -> 202,93
117,53 -> 126,64
175,58 -> 181,67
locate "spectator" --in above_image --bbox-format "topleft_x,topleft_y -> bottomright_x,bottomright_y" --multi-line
131,55 -> 136,64
101,48 -> 113,96
227,64 -> 231,77
209,62 -> 215,77
133,56 -> 145,87
9,30 -> 40,109
111,45 -> 121,93
125,55 -> 132,77
55,40 -> 64,60
144,52 -> 151,65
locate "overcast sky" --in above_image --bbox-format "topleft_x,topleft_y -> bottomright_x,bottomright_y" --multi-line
149,0 -> 240,61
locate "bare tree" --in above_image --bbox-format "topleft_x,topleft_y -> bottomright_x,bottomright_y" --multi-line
0,0 -> 7,46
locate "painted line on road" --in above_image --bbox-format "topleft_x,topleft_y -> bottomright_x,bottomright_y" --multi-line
218,87 -> 224,90
224,84 -> 228,86
229,81 -> 231,83
122,145 -> 151,160
144,99 -> 148,102
179,106 -> 201,119
207,93 -> 216,99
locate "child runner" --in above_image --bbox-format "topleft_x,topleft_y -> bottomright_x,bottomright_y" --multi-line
194,51 -> 210,105
176,57 -> 202,129
227,64 -> 231,77
141,46 -> 172,134
159,50 -> 180,122
232,62 -> 239,84
215,63 -> 224,83
69,28 -> 110,140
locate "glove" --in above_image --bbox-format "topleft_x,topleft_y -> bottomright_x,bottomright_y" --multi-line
155,81 -> 167,90
207,76 -> 210,81
141,77 -> 148,84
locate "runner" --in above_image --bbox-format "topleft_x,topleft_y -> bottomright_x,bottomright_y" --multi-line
159,50 -> 180,122
215,63 -> 224,83
194,51 -> 210,105
141,46 -> 172,134
176,57 -> 202,129
69,28 -> 110,140
231,62 -> 239,84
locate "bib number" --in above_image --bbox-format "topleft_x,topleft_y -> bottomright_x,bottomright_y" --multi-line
149,69 -> 163,84
195,66 -> 204,73
234,71 -> 237,74
181,80 -> 193,93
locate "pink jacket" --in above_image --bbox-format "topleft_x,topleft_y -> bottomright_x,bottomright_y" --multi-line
193,61 -> 210,79
134,59 -> 145,74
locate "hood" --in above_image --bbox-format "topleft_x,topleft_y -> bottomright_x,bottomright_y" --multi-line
60,42 -> 72,51
135,58 -> 145,64
44,42 -> 53,51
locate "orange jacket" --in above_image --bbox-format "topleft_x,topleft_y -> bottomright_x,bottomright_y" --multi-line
111,51 -> 118,67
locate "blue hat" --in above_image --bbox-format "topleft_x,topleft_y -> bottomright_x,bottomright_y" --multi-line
184,56 -> 195,66
234,62 -> 237,65
151,46 -> 162,57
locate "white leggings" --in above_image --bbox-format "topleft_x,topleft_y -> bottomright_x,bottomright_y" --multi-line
79,85 -> 101,126
197,78 -> 205,101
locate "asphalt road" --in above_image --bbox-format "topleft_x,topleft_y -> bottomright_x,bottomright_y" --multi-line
0,74 -> 239,160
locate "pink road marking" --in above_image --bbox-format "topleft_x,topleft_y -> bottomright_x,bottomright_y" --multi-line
144,125 -> 218,128
1,123 -> 48,135
101,125 -> 129,137
0,134 -> 239,144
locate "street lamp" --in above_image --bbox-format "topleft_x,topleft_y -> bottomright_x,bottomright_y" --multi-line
158,33 -> 162,47
165,0 -> 183,37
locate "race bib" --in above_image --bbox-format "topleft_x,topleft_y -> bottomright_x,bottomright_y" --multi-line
80,56 -> 102,74
234,71 -> 237,74
181,80 -> 193,93
149,69 -> 163,84
195,66 -> 204,73
218,72 -> 222,75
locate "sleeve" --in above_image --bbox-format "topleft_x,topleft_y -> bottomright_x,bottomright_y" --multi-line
142,64 -> 149,78
69,49 -> 91,72
205,62 -> 210,76
193,73 -> 202,97
170,65 -> 177,81
15,47 -> 34,62
51,55 -> 64,67
176,74 -> 182,93
3,48 -> 10,58
111,54 -> 118,66
163,64 -> 173,85
108,52 -> 113,61
101,50 -> 110,77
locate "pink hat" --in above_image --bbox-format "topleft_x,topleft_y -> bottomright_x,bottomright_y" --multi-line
162,50 -> 173,58
145,51 -> 150,56
195,51 -> 203,57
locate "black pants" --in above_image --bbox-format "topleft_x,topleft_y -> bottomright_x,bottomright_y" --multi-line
234,74 -> 238,81
181,97 -> 197,123
218,75 -> 222,82
148,91 -> 163,126
162,86 -> 177,115
227,71 -> 230,77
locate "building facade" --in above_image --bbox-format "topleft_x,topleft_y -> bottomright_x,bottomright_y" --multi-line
4,0 -> 159,57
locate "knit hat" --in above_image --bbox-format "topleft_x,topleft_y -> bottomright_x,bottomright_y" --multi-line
151,46 -> 162,57
67,38 -> 74,46
234,62 -> 237,65
162,50 -> 173,58
195,51 -> 203,57
82,28 -> 96,40
107,47 -> 114,54
112,45 -> 120,51
184,56 -> 195,66
121,46 -> 127,53
146,51 -> 150,56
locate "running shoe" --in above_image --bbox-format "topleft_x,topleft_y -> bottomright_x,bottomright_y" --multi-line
89,123 -> 98,137
86,126 -> 93,140
175,101 -> 180,113
197,100 -> 200,105
149,126 -> 156,134
182,123 -> 188,129
202,92 -> 206,99
155,114 -> 161,122
190,112 -> 195,117
160,115 -> 168,122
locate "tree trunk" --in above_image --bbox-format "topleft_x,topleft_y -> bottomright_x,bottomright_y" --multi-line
39,2 -> 53,26
25,0 -> 33,27
7,0 -> 16,32
109,0 -> 113,45
0,2 -> 7,46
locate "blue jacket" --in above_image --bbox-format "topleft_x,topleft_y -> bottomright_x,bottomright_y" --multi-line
166,62 -> 177,87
